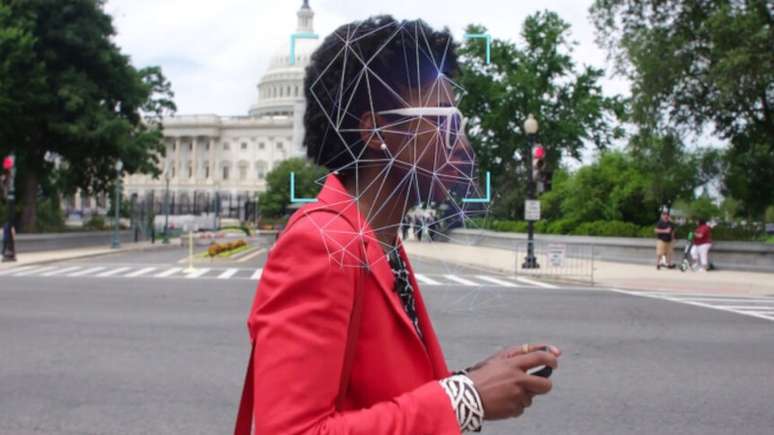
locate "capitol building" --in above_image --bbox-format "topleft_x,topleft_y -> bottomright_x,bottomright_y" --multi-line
121,1 -> 320,220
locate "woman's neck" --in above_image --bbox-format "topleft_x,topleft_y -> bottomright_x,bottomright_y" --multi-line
341,168 -> 408,248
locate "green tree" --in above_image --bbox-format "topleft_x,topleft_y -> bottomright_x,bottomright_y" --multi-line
457,11 -> 625,220
590,0 -> 774,220
0,0 -> 175,231
688,194 -> 721,221
258,158 -> 327,218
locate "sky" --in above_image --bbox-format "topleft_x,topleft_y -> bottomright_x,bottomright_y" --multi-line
104,0 -> 630,118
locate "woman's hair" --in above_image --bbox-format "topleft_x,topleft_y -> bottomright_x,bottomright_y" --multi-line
698,218 -> 707,225
303,15 -> 458,174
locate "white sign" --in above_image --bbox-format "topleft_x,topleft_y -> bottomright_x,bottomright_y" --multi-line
524,200 -> 541,221
547,243 -> 566,267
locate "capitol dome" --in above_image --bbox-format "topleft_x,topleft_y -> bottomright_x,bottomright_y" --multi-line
249,1 -> 320,118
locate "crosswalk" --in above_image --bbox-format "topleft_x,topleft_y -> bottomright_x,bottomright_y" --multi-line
0,264 -> 542,288
619,290 -> 774,322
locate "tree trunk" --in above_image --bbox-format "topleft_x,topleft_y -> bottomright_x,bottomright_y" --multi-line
20,169 -> 39,232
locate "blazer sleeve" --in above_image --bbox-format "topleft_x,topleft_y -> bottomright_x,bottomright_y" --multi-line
248,218 -> 460,435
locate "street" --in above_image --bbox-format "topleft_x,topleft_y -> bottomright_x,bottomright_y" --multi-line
1,241 -> 773,435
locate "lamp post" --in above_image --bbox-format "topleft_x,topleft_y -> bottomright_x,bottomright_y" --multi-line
111,160 -> 124,249
162,164 -> 171,244
522,114 -> 540,269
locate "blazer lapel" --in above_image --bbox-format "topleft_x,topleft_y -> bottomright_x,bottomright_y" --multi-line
315,174 -> 433,363
398,240 -> 451,378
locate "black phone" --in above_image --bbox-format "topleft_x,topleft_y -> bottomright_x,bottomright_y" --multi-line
526,346 -> 553,378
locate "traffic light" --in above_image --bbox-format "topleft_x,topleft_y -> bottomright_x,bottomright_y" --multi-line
2,155 -> 13,171
532,145 -> 545,193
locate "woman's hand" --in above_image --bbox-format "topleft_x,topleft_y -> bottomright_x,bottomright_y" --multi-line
466,344 -> 560,420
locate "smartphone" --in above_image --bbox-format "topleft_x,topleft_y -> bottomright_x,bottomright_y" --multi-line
526,346 -> 553,378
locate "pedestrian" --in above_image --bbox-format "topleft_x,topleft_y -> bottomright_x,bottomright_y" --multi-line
2,221 -> 16,262
235,16 -> 561,435
690,219 -> 713,272
400,213 -> 410,241
415,207 -> 425,241
654,211 -> 676,269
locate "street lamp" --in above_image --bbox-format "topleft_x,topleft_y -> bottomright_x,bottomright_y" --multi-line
162,162 -> 171,244
111,160 -> 124,249
522,114 -> 540,269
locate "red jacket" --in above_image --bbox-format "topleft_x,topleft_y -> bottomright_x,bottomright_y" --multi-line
244,173 -> 460,434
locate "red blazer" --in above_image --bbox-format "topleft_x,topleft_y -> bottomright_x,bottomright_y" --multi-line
245,173 -> 460,434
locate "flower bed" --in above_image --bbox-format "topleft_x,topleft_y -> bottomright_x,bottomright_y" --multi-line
207,239 -> 247,257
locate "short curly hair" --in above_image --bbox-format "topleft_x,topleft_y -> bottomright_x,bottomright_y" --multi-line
303,15 -> 458,174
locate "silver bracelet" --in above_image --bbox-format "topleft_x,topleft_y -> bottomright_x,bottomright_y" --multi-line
439,374 -> 484,432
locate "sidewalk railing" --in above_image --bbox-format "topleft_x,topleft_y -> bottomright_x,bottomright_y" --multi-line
514,240 -> 595,284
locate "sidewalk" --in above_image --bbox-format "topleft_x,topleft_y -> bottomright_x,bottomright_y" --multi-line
404,241 -> 774,297
0,239 -> 179,271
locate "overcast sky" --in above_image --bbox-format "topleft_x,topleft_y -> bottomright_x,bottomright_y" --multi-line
105,0 -> 630,117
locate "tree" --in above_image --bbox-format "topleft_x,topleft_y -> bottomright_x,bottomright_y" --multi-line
590,0 -> 774,220
0,0 -> 175,231
457,11 -> 625,220
258,158 -> 327,218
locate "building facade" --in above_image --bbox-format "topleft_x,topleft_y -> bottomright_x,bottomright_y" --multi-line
120,1 -> 320,220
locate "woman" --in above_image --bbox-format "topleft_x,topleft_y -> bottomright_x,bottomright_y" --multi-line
237,16 -> 560,434
691,219 -> 713,272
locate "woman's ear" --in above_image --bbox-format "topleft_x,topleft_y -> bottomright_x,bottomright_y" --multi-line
358,111 -> 386,154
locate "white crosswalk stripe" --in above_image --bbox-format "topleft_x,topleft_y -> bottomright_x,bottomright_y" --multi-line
615,289 -> 774,322
125,267 -> 157,277
13,266 -> 57,276
96,267 -> 132,277
68,267 -> 106,277
476,275 -> 519,287
444,275 -> 480,286
218,268 -> 239,279
414,274 -> 442,285
155,267 -> 182,278
0,265 -> 39,276
185,268 -> 210,279
42,266 -> 81,276
0,265 -> 554,289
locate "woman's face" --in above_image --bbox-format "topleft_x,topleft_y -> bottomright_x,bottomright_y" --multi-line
373,78 -> 477,204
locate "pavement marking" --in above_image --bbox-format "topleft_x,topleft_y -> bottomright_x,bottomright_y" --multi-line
250,268 -> 263,280
610,288 -> 774,323
124,267 -> 157,277
96,267 -> 132,277
0,266 -> 39,276
68,267 -> 106,277
218,268 -> 239,279
185,268 -> 210,279
515,276 -> 559,289
237,248 -> 267,263
415,274 -> 442,285
664,297 -> 774,304
476,275 -> 518,287
12,266 -> 57,276
42,266 -> 82,276
443,274 -> 480,286
155,267 -> 182,278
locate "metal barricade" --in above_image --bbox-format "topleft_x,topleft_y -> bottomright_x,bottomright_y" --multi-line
514,240 -> 595,284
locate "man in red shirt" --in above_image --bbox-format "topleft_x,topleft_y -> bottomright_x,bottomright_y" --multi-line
691,219 -> 713,271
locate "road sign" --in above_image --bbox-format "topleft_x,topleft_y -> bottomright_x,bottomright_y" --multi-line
547,244 -> 566,267
524,199 -> 541,221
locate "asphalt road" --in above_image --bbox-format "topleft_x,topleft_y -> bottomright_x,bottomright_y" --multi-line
1,241 -> 773,434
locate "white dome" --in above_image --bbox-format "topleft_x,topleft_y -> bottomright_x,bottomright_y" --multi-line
250,1 -> 319,117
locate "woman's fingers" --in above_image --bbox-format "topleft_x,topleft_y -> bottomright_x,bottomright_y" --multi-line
521,374 -> 553,395
513,351 -> 558,372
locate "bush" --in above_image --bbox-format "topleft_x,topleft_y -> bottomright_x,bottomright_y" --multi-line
36,197 -> 66,232
569,220 -> 641,237
82,215 -> 107,231
545,218 -> 577,234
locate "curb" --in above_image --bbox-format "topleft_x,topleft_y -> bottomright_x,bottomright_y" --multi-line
0,240 -> 181,269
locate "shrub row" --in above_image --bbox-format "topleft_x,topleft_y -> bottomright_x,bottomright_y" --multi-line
469,218 -> 763,241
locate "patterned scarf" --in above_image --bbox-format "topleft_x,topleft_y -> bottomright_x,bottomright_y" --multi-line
387,249 -> 423,340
